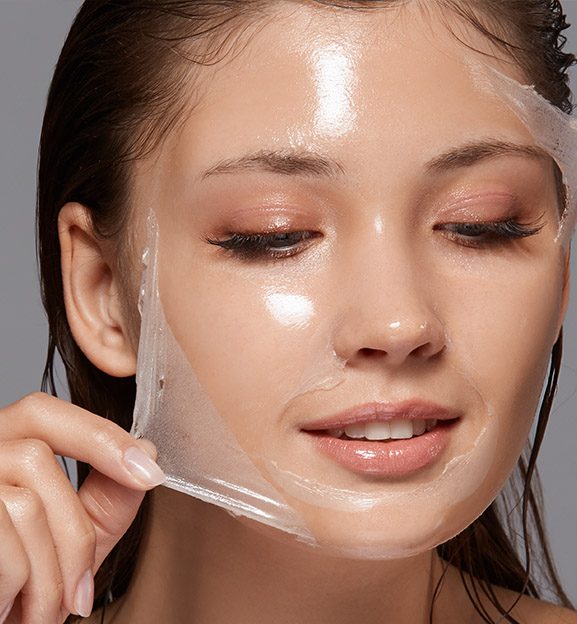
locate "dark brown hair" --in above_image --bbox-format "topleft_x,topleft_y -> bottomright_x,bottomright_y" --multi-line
36,1 -> 575,622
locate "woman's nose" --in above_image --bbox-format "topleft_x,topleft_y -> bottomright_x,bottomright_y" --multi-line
331,247 -> 446,369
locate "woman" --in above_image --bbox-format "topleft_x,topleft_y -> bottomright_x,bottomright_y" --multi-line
1,0 -> 576,622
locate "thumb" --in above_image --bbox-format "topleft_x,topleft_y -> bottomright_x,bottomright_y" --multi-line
78,441 -> 158,571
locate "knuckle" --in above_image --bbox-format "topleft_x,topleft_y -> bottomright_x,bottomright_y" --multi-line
8,487 -> 45,524
18,391 -> 52,417
18,438 -> 54,469
92,417 -> 126,450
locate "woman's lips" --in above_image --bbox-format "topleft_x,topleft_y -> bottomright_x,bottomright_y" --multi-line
300,400 -> 462,430
300,400 -> 462,477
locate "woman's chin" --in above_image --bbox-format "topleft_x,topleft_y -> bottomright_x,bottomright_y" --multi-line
232,502 -> 465,561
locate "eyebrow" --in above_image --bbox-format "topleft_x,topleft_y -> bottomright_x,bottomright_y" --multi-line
198,140 -> 548,181
199,149 -> 346,180
425,139 -> 549,172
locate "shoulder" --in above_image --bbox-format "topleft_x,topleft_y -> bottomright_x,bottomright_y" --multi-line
520,598 -> 577,624
519,598 -> 577,624
445,563 -> 577,624
490,586 -> 577,624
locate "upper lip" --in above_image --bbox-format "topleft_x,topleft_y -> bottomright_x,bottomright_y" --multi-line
300,400 -> 462,431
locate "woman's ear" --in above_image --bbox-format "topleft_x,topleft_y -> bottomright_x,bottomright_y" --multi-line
58,202 -> 137,377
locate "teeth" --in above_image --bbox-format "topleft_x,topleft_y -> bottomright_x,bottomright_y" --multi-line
329,418 -> 439,441
343,424 -> 367,439
413,419 -> 427,436
389,420 -> 413,439
363,422 -> 391,441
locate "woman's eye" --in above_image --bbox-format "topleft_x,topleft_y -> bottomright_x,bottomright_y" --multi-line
434,218 -> 545,248
205,230 -> 321,261
204,219 -> 545,262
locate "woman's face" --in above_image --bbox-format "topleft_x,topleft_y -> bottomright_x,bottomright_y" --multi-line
130,2 -> 568,557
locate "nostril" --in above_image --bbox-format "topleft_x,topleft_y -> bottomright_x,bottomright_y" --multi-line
413,342 -> 446,359
357,341 -> 446,361
358,347 -> 386,358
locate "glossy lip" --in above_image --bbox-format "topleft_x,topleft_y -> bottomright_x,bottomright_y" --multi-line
299,401 -> 462,477
300,400 -> 462,432
305,420 -> 459,477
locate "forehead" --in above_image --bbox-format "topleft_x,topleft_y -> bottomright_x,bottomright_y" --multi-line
155,2 -> 534,190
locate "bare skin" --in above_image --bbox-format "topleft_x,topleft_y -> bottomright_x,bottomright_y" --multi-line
87,488 -> 577,624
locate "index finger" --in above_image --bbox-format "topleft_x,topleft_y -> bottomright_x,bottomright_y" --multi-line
1,393 -> 165,490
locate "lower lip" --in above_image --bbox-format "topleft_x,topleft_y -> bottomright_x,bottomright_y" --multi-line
304,420 -> 459,477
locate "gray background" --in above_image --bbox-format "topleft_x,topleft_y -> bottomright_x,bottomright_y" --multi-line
1,0 -> 576,603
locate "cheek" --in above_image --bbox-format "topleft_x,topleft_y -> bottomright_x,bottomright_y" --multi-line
446,253 -> 564,465
160,264 -> 331,451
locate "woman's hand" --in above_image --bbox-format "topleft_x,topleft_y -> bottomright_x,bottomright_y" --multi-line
0,392 -> 165,624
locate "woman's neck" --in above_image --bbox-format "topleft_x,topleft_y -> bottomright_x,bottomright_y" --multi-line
108,487 -> 475,624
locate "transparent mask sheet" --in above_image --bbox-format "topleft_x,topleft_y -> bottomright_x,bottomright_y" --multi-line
131,63 -> 575,559
470,62 -> 577,244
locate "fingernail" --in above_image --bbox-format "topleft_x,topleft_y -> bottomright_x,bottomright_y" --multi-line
123,446 -> 165,487
0,599 -> 14,624
74,569 -> 94,618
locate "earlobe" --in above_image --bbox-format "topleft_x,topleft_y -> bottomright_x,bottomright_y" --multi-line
59,202 -> 137,377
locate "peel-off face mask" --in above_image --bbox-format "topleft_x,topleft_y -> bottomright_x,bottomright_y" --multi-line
469,62 -> 577,244
130,4 -> 572,559
133,214 -> 318,540
132,211 -> 500,557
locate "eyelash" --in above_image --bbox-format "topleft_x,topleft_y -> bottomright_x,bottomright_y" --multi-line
205,219 -> 544,261
205,231 -> 320,260
433,218 -> 545,249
